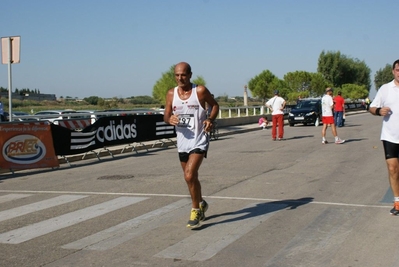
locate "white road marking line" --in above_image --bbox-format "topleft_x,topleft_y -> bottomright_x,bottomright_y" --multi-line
0,195 -> 87,222
62,199 -> 191,251
0,189 -> 391,209
0,196 -> 147,244
154,202 -> 286,261
0,194 -> 31,203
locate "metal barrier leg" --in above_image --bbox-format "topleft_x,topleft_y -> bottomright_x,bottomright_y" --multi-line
152,138 -> 176,148
82,150 -> 101,161
121,143 -> 138,154
97,147 -> 114,158
60,155 -> 72,167
121,142 -> 148,153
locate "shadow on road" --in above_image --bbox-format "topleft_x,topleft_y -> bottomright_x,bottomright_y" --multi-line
342,138 -> 366,143
285,135 -> 315,140
196,197 -> 314,230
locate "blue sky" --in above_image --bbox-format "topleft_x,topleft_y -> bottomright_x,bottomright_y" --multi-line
0,0 -> 395,100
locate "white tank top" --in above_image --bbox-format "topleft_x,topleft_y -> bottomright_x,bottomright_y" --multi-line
172,84 -> 209,153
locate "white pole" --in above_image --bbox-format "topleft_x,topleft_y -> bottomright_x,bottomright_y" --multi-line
7,37 -> 12,122
244,85 -> 248,106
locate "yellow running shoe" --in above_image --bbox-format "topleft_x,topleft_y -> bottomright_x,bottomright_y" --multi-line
199,200 -> 208,221
187,209 -> 201,228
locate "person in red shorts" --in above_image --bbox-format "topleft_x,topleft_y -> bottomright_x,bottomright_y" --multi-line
321,88 -> 345,144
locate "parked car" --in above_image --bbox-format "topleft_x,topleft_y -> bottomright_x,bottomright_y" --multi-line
102,108 -> 161,116
103,109 -> 131,116
75,110 -> 105,124
2,111 -> 32,121
288,98 -> 322,127
33,110 -> 81,124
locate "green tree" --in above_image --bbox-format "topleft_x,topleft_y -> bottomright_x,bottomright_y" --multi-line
130,95 -> 158,105
284,71 -> 312,92
317,51 -> 371,91
97,98 -> 106,107
374,64 -> 393,90
247,70 -> 278,101
309,72 -> 330,97
340,84 -> 369,100
193,75 -> 206,87
281,71 -> 330,101
83,96 -> 101,105
269,78 -> 289,99
153,65 -> 176,103
343,57 -> 371,90
317,51 -> 341,86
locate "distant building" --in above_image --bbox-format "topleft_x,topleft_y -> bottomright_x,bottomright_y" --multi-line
0,92 -> 56,101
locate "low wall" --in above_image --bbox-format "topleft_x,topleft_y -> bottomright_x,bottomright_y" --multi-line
216,102 -> 366,128
216,116 -> 260,127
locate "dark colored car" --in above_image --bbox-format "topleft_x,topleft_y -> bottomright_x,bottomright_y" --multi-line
2,111 -> 32,121
288,98 -> 322,127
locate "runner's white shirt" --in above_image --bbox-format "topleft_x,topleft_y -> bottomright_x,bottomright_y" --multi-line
370,80 -> 399,143
172,84 -> 209,153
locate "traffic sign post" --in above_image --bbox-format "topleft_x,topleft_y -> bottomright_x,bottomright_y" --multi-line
1,36 -> 21,122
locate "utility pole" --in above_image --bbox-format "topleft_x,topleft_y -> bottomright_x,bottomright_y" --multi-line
244,85 -> 248,106
1,36 -> 21,122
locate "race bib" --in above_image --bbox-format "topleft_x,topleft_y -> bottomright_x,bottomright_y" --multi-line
177,114 -> 195,129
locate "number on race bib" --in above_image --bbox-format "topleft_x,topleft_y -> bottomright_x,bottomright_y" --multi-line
177,114 -> 195,128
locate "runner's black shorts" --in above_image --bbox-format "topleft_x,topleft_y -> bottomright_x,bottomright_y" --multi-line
178,148 -> 207,162
382,140 -> 399,159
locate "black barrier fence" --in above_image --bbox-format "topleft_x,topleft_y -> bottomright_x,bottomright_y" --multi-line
51,114 -> 176,156
345,102 -> 365,110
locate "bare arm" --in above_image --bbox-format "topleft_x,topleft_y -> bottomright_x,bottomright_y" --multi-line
369,106 -> 391,116
163,88 -> 179,126
197,86 -> 219,132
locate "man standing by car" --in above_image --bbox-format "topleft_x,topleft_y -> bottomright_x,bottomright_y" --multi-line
321,88 -> 345,144
333,91 -> 345,127
266,90 -> 286,141
369,59 -> 399,215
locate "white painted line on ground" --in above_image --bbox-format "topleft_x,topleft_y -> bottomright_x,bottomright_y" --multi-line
0,189 -> 391,209
154,202 -> 285,261
0,194 -> 31,203
0,195 -> 87,222
62,199 -> 190,251
0,196 -> 147,244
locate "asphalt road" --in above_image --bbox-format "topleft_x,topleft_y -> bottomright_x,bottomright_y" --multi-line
0,112 -> 396,267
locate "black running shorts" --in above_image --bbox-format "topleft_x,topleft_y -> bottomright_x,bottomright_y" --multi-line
383,140 -> 399,159
178,148 -> 207,162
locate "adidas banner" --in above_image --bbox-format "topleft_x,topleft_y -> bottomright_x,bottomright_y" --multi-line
52,114 -> 176,155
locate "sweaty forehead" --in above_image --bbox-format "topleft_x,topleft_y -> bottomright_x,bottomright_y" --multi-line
175,66 -> 190,74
